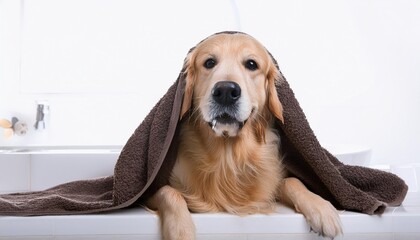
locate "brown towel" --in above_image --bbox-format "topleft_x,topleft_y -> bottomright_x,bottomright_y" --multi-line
0,32 -> 408,216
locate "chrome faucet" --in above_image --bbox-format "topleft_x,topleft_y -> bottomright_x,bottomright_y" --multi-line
34,102 -> 49,129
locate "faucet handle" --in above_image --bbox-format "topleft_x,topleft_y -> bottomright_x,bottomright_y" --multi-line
34,101 -> 49,130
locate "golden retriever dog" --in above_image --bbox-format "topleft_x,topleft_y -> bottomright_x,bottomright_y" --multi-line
146,33 -> 342,240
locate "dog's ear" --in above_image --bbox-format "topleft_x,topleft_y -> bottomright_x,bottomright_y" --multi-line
180,50 -> 196,120
267,62 -> 284,124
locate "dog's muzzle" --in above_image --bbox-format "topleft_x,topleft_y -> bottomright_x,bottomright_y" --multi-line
208,81 -> 247,137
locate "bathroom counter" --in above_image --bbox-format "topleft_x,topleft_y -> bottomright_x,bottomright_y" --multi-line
0,192 -> 419,240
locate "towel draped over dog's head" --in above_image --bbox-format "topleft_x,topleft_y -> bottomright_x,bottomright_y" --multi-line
0,31 -> 408,216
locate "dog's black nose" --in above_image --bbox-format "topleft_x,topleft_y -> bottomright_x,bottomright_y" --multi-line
212,81 -> 241,106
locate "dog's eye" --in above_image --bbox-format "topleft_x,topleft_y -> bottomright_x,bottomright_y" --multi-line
245,59 -> 258,71
204,58 -> 216,69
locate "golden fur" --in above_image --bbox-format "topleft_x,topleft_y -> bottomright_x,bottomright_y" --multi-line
146,33 -> 342,240
173,33 -> 285,214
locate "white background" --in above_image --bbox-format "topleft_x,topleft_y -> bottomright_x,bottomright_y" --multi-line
0,0 -> 419,165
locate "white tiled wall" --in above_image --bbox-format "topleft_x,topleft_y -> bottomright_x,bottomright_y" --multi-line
1,0 -> 420,167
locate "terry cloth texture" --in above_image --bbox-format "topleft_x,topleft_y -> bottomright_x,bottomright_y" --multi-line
0,32 -> 408,216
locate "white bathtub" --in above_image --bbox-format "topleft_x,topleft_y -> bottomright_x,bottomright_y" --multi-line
0,146 -> 120,193
0,146 -> 419,239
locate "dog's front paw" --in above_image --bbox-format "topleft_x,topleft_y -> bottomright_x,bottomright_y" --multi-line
161,211 -> 195,240
297,196 -> 342,239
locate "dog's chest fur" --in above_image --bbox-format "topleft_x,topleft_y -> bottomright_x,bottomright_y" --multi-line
170,121 -> 285,214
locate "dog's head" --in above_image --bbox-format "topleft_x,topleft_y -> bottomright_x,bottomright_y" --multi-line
180,33 -> 284,138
